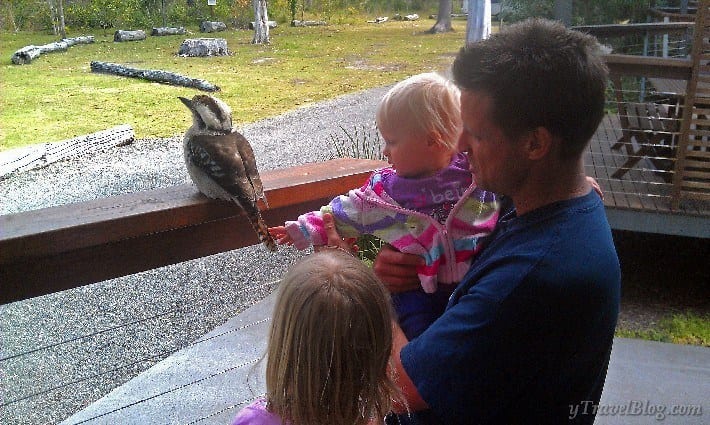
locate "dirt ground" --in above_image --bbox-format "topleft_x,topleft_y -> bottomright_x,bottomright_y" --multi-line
613,230 -> 709,337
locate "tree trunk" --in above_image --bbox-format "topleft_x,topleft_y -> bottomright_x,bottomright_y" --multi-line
161,0 -> 167,27
57,0 -> 66,39
90,61 -> 221,92
252,0 -> 270,44
47,0 -> 58,35
554,0 -> 572,26
465,0 -> 490,43
428,0 -> 453,34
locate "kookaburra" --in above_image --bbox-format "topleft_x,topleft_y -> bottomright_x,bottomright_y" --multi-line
179,94 -> 277,251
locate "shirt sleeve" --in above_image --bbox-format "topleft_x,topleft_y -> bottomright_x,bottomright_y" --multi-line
284,176 -> 376,249
232,398 -> 283,425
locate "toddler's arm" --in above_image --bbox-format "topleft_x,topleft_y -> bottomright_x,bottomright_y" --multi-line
268,175 -> 379,250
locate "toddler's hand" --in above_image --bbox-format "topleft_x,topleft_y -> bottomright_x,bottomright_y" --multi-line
586,176 -> 604,200
268,226 -> 293,245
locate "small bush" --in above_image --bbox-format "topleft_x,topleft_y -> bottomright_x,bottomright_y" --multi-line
327,125 -> 386,263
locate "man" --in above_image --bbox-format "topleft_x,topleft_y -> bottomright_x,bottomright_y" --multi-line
326,18 -> 620,425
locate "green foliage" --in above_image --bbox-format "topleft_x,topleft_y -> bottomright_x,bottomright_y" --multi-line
327,125 -> 385,161
0,0 -> 661,32
499,0 -> 652,25
574,0 -> 653,25
1,0 -> 447,31
616,313 -> 710,346
2,0 -> 53,32
499,0 -> 554,22
327,125 -> 386,263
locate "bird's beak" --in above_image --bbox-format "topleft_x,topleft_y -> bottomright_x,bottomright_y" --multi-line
178,96 -> 193,110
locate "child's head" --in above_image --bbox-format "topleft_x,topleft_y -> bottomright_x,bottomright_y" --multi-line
265,250 -> 397,425
376,72 -> 462,178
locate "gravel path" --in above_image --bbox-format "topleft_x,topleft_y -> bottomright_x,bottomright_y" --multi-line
0,86 -> 390,425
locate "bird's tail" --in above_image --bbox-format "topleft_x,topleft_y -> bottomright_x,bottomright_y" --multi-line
244,205 -> 278,252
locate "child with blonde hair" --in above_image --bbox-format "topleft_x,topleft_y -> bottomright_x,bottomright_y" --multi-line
232,249 -> 399,425
269,72 -> 500,339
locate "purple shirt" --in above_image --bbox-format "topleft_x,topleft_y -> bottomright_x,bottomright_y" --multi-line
232,398 -> 287,425
380,153 -> 473,223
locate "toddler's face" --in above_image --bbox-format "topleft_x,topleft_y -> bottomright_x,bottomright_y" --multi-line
380,125 -> 447,178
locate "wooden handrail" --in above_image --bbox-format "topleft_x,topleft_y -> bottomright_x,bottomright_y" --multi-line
572,21 -> 694,37
0,158 -> 387,304
602,54 -> 692,80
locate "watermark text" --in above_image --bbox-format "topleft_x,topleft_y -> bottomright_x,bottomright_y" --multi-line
569,400 -> 703,421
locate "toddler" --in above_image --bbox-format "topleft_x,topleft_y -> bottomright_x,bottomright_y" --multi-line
269,72 -> 500,339
232,249 -> 399,425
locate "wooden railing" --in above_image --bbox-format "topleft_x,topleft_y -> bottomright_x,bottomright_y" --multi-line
0,158 -> 386,304
572,21 -> 694,38
603,53 -> 692,79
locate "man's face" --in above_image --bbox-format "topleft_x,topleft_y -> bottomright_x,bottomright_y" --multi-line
458,90 -> 527,196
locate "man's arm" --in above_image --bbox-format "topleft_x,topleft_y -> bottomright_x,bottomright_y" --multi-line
391,320 -> 429,413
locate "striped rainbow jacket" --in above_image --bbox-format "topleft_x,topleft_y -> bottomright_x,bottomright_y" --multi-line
284,169 -> 500,293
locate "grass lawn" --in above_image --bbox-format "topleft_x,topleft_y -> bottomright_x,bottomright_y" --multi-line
0,19 -> 466,151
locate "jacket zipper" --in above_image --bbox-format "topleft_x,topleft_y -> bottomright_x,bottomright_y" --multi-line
357,183 -> 479,281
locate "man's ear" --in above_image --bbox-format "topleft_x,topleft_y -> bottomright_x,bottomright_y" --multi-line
526,127 -> 554,160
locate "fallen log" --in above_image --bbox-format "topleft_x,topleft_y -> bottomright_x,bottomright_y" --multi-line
114,29 -> 147,42
249,20 -> 277,29
90,61 -> 220,92
11,46 -> 42,64
291,20 -> 327,27
429,13 -> 468,19
393,13 -> 419,21
151,27 -> 186,36
367,16 -> 389,24
178,38 -> 229,57
11,36 -> 95,65
0,124 -> 134,178
200,21 -> 227,32
63,36 -> 95,46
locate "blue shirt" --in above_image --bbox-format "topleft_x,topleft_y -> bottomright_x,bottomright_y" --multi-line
401,191 -> 621,424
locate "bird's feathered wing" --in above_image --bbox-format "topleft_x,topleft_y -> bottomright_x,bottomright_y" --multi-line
187,133 -> 277,251
234,132 -> 268,207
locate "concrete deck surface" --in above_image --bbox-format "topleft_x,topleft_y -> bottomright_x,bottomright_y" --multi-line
63,292 -> 709,425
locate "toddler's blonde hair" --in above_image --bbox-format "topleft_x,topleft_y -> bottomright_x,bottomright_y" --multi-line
265,250 -> 399,425
376,72 -> 462,150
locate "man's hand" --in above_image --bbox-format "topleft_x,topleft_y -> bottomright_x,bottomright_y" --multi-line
586,176 -> 604,200
373,244 -> 423,293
